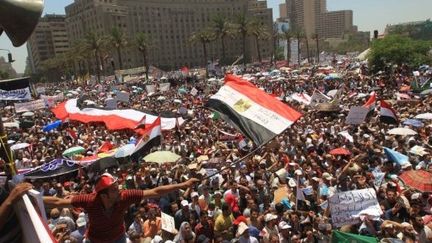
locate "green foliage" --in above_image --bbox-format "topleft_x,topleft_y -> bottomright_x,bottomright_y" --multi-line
368,34 -> 432,73
325,35 -> 369,54
0,70 -> 10,79
388,19 -> 432,40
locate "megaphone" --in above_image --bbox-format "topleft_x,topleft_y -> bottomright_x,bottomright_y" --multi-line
0,0 -> 44,47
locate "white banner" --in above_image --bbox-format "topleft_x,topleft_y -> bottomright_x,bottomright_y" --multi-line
329,188 -> 382,227
0,87 -> 31,100
14,99 -> 47,113
159,83 -> 171,92
41,93 -> 64,107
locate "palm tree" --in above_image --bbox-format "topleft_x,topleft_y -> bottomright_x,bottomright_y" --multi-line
189,28 -> 215,77
234,13 -> 251,65
312,33 -> 320,64
109,27 -> 128,70
304,33 -> 311,64
81,32 -> 109,82
271,23 -> 279,65
249,21 -> 270,63
295,29 -> 304,65
212,15 -> 234,64
135,32 -> 151,80
281,29 -> 293,66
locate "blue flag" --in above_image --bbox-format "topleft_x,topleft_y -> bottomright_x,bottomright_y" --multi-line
384,147 -> 409,165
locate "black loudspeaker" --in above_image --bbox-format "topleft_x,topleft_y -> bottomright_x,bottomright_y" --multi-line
373,30 -> 378,39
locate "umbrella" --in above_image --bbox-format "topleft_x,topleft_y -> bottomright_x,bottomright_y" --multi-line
387,127 -> 417,136
329,148 -> 351,156
157,96 -> 166,101
420,89 -> 432,95
42,120 -> 62,132
10,143 -> 30,150
409,145 -> 429,156
62,146 -> 85,157
143,151 -> 181,163
114,144 -> 136,158
87,157 -> 119,175
403,119 -> 424,128
22,111 -> 34,117
399,170 -> 432,192
178,88 -> 187,94
415,113 -> 432,120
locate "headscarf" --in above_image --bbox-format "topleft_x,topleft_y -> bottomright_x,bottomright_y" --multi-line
173,222 -> 195,242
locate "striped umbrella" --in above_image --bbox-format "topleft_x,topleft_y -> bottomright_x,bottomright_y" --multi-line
399,170 -> 432,192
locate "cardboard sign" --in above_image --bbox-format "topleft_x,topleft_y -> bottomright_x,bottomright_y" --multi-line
273,185 -> 289,204
105,98 -> 117,109
191,87 -> 198,96
146,84 -> 156,93
161,212 -> 176,233
329,188 -> 382,227
115,91 -> 130,103
345,106 -> 369,125
14,99 -> 47,113
159,83 -> 171,92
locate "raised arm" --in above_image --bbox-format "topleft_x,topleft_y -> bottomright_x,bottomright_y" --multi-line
143,178 -> 199,199
43,196 -> 73,208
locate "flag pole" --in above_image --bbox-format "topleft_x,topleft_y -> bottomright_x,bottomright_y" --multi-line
203,128 -> 286,180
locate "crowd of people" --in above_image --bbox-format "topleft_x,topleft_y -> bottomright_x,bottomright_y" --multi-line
1,61 -> 432,243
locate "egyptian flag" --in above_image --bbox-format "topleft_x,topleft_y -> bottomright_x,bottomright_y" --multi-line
51,99 -> 183,132
131,117 -> 162,161
206,74 -> 302,145
380,100 -> 398,124
362,92 -> 376,113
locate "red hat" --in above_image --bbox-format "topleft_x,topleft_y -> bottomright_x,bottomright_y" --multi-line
233,215 -> 247,225
95,173 -> 118,193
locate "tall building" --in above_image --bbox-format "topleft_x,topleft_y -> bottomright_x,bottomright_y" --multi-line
284,0 -> 355,39
65,0 -> 273,71
27,15 -> 70,73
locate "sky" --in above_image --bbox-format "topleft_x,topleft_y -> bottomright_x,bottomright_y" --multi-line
1,0 -> 431,74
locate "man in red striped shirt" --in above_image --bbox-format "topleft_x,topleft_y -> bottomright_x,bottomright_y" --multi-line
43,173 -> 199,243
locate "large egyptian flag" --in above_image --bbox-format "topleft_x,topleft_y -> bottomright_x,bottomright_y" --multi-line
206,74 -> 302,145
131,117 -> 162,161
362,91 -> 376,113
380,100 -> 398,124
52,99 -> 183,132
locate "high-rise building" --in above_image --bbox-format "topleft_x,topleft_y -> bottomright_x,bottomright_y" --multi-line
65,0 -> 273,71
27,15 -> 70,73
284,0 -> 355,39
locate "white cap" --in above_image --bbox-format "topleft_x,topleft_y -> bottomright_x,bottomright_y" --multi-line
151,236 -> 163,243
278,221 -> 292,230
181,200 -> 189,207
288,178 -> 297,188
264,213 -> 278,222
237,222 -> 249,236
191,192 -> 199,198
76,213 -> 87,227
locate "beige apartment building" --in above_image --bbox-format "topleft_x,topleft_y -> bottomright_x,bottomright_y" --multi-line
65,0 -> 273,71
284,0 -> 355,39
27,15 -> 70,73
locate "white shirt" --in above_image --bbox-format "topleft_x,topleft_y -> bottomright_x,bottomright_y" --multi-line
239,235 -> 259,243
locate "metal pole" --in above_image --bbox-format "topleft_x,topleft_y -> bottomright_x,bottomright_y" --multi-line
0,110 -> 16,179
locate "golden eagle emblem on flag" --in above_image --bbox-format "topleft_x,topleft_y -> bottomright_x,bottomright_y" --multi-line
233,99 -> 252,113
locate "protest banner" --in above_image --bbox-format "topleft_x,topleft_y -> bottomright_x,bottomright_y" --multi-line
161,212 -> 176,233
329,188 -> 382,227
346,106 -> 369,125
14,99 -> 47,113
273,185 -> 289,204
41,93 -> 65,107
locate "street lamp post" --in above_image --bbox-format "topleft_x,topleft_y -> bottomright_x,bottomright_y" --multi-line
0,48 -> 17,179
